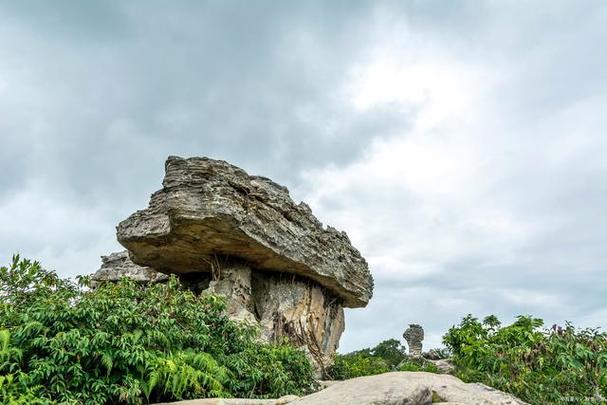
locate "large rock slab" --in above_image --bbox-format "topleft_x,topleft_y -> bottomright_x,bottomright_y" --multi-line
117,156 -> 373,307
292,372 -> 528,405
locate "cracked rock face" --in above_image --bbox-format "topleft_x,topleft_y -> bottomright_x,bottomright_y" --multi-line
251,271 -> 345,375
198,263 -> 345,373
117,156 -> 373,308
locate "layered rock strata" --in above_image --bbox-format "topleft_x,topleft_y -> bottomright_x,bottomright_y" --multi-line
117,156 -> 373,308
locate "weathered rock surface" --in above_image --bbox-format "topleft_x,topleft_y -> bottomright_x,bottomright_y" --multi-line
404,324 -> 424,357
291,372 -> 529,405
117,156 -> 373,308
429,358 -> 456,374
91,251 -> 168,285
92,254 -> 344,374
190,263 -> 345,374
202,262 -> 257,324
251,272 -> 345,375
154,372 -> 527,405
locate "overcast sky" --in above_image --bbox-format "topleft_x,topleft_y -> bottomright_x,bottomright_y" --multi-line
1,1 -> 606,352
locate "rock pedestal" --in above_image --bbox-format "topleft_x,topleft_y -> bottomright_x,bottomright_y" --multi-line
93,156 -> 373,375
403,324 -> 424,357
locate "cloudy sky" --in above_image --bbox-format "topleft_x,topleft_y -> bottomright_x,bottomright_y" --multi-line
1,1 -> 606,352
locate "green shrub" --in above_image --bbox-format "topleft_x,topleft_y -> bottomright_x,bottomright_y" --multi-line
396,358 -> 439,373
0,255 -> 314,404
328,338 -> 442,379
329,351 -> 391,380
444,314 -> 607,405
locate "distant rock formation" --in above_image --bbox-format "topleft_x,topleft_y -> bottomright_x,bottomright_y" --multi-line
403,324 -> 424,357
93,156 -> 373,375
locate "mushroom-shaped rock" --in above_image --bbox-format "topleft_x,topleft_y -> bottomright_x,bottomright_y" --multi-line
117,156 -> 373,308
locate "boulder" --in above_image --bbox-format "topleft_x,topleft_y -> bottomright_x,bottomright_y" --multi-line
117,156 -> 373,308
291,372 -> 528,405
429,358 -> 456,375
91,251 -> 168,285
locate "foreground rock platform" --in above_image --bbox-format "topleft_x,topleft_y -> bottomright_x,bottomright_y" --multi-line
291,372 -> 528,404
155,372 -> 528,405
117,156 -> 373,308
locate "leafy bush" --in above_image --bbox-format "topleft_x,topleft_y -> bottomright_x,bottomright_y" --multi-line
444,314 -> 607,405
329,351 -> 391,380
396,358 -> 439,373
0,255 -> 314,404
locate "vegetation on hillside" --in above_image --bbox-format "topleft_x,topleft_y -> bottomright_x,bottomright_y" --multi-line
444,314 -> 607,405
2,254 -> 605,405
330,314 -> 607,405
0,256 -> 315,404
328,338 -> 439,380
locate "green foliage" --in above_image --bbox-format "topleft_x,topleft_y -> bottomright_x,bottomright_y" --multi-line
0,255 -> 314,404
396,357 -> 439,373
371,339 -> 408,368
329,350 -> 391,380
444,314 -> 607,405
328,338 -> 441,379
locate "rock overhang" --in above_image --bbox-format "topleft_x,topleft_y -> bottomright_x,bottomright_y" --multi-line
117,156 -> 374,308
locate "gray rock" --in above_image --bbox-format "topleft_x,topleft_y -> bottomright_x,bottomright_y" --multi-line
403,324 -> 424,357
117,156 -> 373,308
422,348 -> 444,360
292,372 -> 528,405
198,262 -> 345,374
251,271 -> 345,376
202,262 -> 257,324
428,358 -> 456,374
91,251 -> 168,285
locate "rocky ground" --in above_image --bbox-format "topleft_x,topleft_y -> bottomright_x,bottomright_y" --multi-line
155,371 -> 528,405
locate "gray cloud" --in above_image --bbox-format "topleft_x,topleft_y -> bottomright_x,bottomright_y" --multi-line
1,1 -> 606,353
